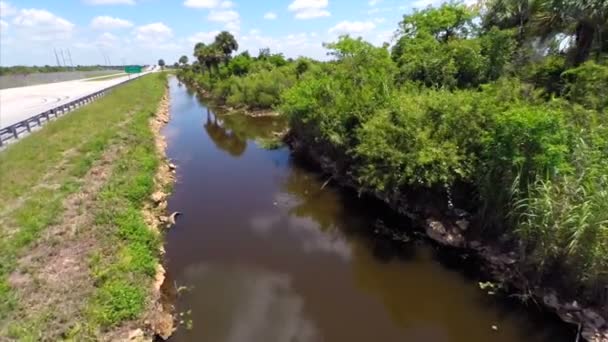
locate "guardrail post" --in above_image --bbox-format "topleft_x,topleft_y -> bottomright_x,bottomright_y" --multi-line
0,135 -> 4,147
11,126 -> 19,139
25,121 -> 31,132
44,111 -> 50,121
36,115 -> 42,126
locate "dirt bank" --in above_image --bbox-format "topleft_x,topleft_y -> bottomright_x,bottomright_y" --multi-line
110,85 -> 177,342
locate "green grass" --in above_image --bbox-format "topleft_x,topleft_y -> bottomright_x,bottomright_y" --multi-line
85,73 -> 127,81
0,73 -> 168,339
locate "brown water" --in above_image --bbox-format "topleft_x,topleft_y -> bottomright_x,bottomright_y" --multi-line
163,77 -> 574,342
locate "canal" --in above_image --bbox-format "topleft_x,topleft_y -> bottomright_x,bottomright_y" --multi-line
163,77 -> 574,342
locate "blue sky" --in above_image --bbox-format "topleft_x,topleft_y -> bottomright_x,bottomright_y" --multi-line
0,0 -> 445,66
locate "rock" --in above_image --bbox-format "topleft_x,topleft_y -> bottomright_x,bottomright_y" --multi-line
469,240 -> 482,249
128,328 -> 144,341
564,301 -> 581,311
453,208 -> 468,218
543,293 -> 560,310
425,219 -> 464,247
557,310 -> 579,325
168,163 -> 176,171
168,212 -> 181,225
152,311 -> 176,340
583,309 -> 606,328
491,325 -> 498,331
151,191 -> 165,203
455,219 -> 469,231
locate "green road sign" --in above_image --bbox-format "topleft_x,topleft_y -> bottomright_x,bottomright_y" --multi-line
125,65 -> 142,74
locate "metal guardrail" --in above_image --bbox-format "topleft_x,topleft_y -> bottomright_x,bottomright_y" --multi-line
0,76 -> 140,148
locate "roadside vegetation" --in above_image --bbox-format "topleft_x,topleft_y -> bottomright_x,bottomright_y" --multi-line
85,73 -> 127,81
0,73 -> 168,339
178,1 -> 608,310
0,65 -> 122,76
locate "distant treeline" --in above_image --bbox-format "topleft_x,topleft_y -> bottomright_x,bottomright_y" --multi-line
0,65 -> 126,76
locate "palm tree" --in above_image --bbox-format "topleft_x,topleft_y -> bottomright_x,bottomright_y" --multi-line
194,43 -> 223,73
194,42 -> 207,72
485,0 -> 608,65
533,0 -> 608,64
179,55 -> 189,66
483,0 -> 537,44
214,31 -> 239,63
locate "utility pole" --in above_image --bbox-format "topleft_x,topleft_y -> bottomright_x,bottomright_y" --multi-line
54,48 -> 62,67
60,49 -> 67,68
66,49 -> 74,69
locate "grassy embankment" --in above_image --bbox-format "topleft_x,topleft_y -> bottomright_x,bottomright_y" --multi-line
0,73 -> 169,340
85,73 -> 127,81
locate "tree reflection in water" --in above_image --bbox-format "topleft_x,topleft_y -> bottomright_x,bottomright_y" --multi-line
204,108 -> 247,157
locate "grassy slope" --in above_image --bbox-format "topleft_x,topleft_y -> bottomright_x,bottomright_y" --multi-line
0,73 -> 167,339
85,73 -> 128,82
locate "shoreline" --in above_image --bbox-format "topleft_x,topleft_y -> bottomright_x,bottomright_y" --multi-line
178,79 -> 280,118
132,82 -> 177,341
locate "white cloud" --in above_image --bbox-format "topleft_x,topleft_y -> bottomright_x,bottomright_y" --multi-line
368,0 -> 382,5
90,15 -> 133,29
96,32 -> 119,47
187,30 -> 220,44
208,9 -> 239,22
240,30 -> 327,60
220,1 -> 234,8
183,0 -> 234,9
134,22 -> 172,44
84,0 -> 135,5
207,9 -> 240,32
411,0 -> 441,9
328,20 -> 375,35
0,1 -> 16,16
183,0 -> 219,8
12,9 -> 74,41
263,12 -> 277,20
0,19 -> 7,30
288,0 -> 330,19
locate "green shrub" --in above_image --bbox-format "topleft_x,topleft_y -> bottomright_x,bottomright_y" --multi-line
226,67 -> 296,109
562,61 -> 608,111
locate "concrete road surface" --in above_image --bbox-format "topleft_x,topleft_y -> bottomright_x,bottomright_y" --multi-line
0,71 -> 153,130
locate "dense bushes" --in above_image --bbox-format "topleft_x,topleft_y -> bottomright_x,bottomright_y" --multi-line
223,67 -> 296,109
282,35 -> 608,302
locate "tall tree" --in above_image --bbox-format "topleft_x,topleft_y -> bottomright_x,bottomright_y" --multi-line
195,43 -> 223,73
482,0 -> 536,44
158,59 -> 165,70
194,42 -> 207,72
398,3 -> 477,42
179,55 -> 189,66
483,0 -> 608,65
533,0 -> 608,64
214,31 -> 239,63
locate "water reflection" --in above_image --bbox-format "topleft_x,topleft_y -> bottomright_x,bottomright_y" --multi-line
204,109 -> 247,157
180,264 -> 319,342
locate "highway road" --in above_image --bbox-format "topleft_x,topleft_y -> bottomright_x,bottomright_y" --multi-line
0,70 -> 153,130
